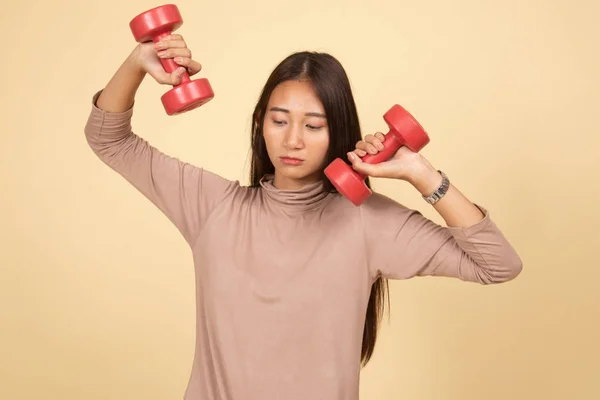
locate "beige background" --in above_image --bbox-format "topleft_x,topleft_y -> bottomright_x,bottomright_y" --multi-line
1,0 -> 598,398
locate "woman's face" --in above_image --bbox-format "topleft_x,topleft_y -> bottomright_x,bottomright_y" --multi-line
262,80 -> 330,190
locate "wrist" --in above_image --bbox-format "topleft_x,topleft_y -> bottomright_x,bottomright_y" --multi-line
127,46 -> 147,78
408,160 -> 443,196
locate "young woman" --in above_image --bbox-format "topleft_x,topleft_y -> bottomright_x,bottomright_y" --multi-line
84,34 -> 523,399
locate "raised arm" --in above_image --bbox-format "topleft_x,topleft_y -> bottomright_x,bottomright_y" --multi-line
349,132 -> 523,284
360,193 -> 523,284
84,39 -> 236,246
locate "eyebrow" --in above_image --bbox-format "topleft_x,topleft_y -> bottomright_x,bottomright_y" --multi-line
268,107 -> 326,118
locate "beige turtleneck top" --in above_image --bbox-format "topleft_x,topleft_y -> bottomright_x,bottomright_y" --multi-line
84,90 -> 523,400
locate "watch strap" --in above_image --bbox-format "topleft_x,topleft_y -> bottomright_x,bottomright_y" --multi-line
422,170 -> 449,204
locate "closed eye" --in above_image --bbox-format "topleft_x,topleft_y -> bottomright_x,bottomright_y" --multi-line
272,120 -> 323,130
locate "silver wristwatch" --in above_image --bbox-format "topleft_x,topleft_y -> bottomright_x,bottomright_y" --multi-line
422,170 -> 449,205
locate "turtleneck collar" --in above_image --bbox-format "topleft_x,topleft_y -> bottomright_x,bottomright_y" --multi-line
259,174 -> 332,211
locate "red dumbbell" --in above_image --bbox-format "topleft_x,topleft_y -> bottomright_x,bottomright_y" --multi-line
129,4 -> 214,115
324,104 -> 430,206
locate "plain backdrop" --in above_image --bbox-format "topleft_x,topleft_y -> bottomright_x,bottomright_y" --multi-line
1,0 -> 599,399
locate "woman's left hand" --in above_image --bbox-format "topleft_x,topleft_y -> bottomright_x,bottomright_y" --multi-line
346,132 -> 439,190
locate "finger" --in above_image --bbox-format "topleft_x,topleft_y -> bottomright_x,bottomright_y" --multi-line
151,67 -> 187,85
364,133 -> 384,151
161,39 -> 188,48
347,152 -> 382,177
155,37 -> 187,49
365,142 -> 378,154
173,57 -> 202,76
374,132 -> 385,142
355,141 -> 367,150
354,141 -> 377,155
363,134 -> 375,143
157,47 -> 192,59
353,148 -> 367,157
169,67 -> 188,85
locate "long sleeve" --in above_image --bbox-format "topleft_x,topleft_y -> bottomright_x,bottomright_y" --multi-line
360,193 -> 523,284
84,90 -> 238,246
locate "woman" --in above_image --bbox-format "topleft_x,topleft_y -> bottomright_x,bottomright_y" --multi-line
84,34 -> 522,399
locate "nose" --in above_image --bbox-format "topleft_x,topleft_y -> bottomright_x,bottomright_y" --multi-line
283,124 -> 305,149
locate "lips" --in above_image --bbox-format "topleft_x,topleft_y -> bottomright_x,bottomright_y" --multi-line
280,156 -> 304,165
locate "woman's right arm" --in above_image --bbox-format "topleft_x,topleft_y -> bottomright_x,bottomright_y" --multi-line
96,34 -> 195,112
94,49 -> 146,112
85,38 -> 236,247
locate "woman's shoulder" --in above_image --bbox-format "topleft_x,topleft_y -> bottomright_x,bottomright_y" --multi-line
204,172 -> 264,205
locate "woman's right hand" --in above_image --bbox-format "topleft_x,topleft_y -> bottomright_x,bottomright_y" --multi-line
131,34 -> 203,85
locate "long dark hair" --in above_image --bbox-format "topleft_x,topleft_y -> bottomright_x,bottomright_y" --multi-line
249,51 -> 389,367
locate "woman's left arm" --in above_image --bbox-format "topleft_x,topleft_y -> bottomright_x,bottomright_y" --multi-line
348,132 -> 488,228
404,159 -> 487,228
348,133 -> 523,283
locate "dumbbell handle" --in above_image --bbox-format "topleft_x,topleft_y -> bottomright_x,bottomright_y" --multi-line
153,32 -> 191,85
356,130 -> 404,178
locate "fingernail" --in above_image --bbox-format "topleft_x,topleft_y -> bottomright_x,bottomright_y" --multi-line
174,57 -> 182,63
157,51 -> 166,57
